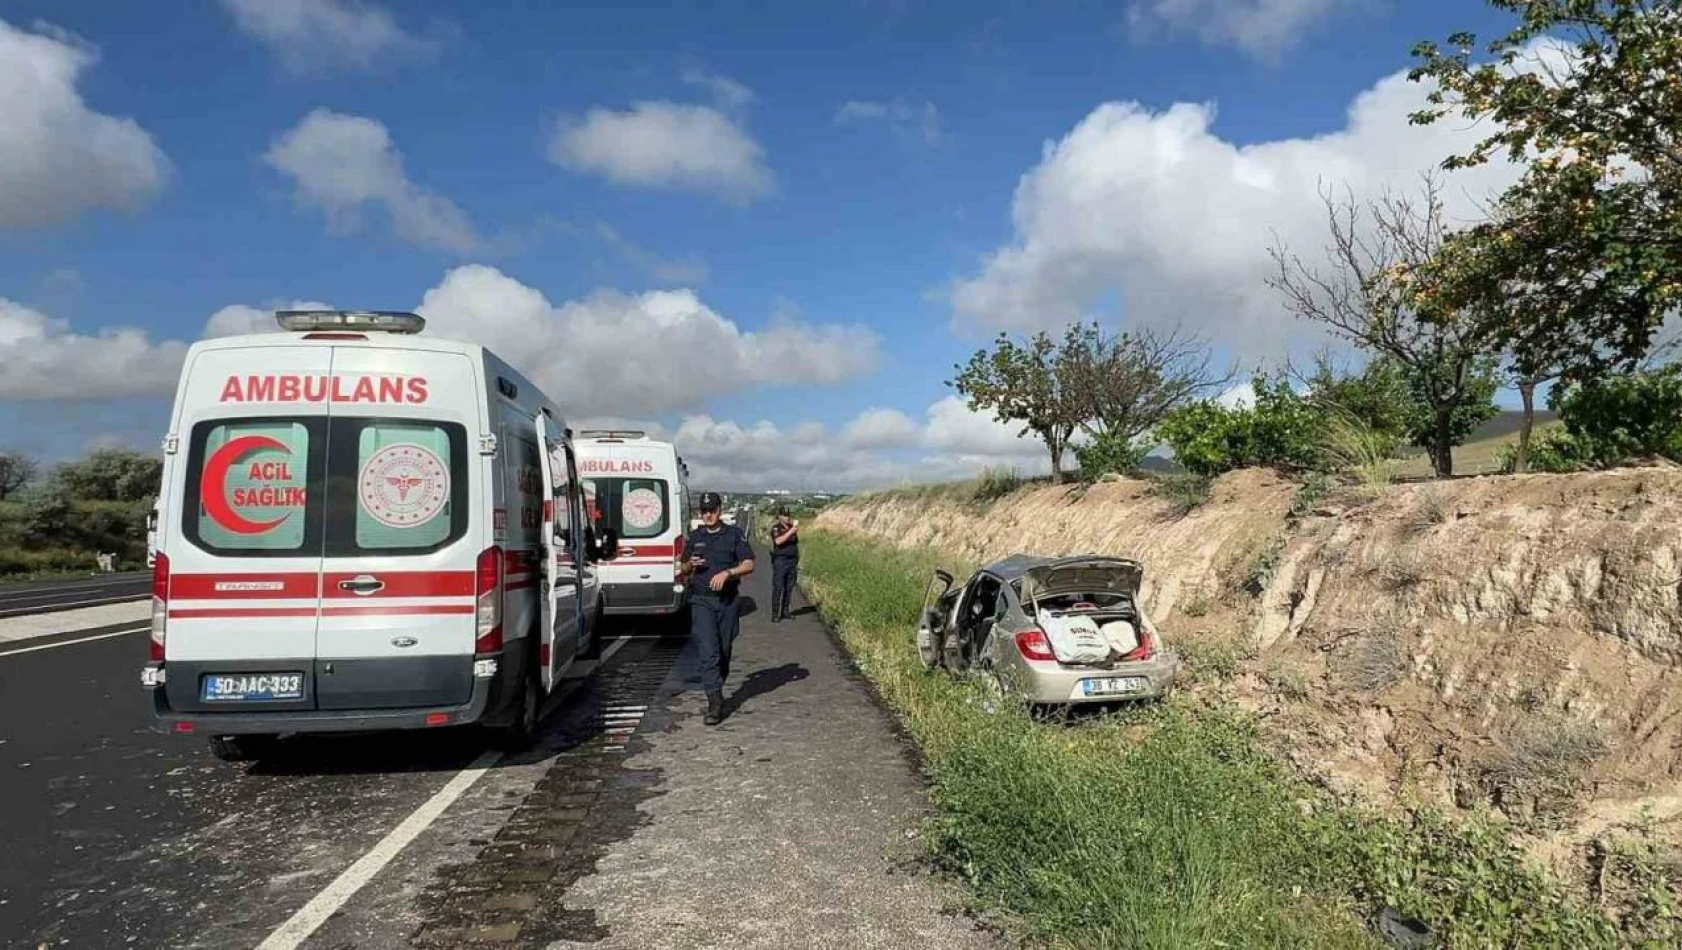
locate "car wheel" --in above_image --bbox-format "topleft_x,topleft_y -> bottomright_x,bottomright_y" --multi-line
209,734 -> 276,762
489,667 -> 541,753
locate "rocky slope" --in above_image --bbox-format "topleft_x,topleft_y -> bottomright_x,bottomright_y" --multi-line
816,467 -> 1682,885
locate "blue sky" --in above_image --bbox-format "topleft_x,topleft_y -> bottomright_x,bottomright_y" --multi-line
0,0 -> 1523,490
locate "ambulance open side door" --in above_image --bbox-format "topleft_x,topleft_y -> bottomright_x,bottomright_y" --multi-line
535,414 -> 583,693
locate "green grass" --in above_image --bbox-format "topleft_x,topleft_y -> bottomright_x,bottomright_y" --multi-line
803,530 -> 1633,949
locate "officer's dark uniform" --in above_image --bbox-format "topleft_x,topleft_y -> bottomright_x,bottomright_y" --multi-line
684,494 -> 754,723
769,514 -> 799,622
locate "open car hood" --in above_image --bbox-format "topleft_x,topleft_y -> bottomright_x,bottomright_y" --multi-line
1019,557 -> 1143,603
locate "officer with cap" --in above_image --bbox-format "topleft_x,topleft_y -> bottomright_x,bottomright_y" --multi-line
680,491 -> 755,725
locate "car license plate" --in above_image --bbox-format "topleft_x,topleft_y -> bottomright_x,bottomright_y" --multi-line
1082,676 -> 1147,697
201,673 -> 304,702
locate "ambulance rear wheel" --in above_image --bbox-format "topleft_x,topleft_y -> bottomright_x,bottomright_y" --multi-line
209,734 -> 277,763
488,666 -> 540,753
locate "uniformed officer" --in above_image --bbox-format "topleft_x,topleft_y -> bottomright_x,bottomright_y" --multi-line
681,491 -> 756,725
768,508 -> 799,622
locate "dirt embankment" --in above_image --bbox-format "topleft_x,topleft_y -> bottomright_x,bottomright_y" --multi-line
817,469 -> 1682,879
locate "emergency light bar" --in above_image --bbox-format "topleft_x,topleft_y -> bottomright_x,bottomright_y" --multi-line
578,429 -> 647,440
275,310 -> 426,334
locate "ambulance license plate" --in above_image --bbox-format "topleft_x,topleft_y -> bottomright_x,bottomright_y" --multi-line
202,673 -> 304,702
1082,676 -> 1147,697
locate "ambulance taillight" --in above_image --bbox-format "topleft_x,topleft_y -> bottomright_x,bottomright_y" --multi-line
150,551 -> 170,662
476,545 -> 503,655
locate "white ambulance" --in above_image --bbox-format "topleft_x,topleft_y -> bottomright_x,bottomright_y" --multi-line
573,431 -> 691,618
141,310 -> 619,761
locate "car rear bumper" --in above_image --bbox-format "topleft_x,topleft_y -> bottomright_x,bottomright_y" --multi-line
143,639 -> 529,736
1010,650 -> 1180,705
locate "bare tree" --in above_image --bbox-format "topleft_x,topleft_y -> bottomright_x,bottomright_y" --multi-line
1058,321 -> 1232,443
0,451 -> 38,500
1267,176 -> 1502,477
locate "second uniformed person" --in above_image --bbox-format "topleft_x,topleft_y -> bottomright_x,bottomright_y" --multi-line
681,492 -> 755,725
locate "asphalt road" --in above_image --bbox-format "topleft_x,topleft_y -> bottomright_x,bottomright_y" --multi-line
0,572 -> 150,619
0,617 -> 681,950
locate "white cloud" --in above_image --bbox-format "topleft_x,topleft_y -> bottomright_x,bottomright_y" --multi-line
201,300 -> 333,338
835,98 -> 942,144
415,265 -> 878,416
221,0 -> 436,74
841,408 -> 920,449
0,19 -> 168,231
1126,0 -> 1348,61
547,101 -> 774,203
949,61 -> 1530,357
921,395 -> 1043,460
265,109 -> 480,253
681,67 -> 754,110
0,299 -> 186,400
655,396 -> 1051,492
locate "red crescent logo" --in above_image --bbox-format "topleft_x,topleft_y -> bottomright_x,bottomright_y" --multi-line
203,435 -> 293,535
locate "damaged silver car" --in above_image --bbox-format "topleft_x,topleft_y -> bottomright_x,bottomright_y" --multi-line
917,555 -> 1179,706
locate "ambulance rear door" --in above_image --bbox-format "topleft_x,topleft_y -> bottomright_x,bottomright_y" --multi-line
312,345 -> 481,711
161,346 -> 330,714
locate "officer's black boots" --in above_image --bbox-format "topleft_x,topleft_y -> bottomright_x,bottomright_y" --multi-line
704,690 -> 724,726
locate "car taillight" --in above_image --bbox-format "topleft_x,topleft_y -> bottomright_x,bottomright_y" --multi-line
673,535 -> 685,572
1123,621 -> 1155,662
1014,629 -> 1056,662
150,551 -> 169,662
476,545 -> 503,654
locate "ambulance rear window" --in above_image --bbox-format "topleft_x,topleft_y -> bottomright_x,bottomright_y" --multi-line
583,477 -> 669,539
326,418 -> 468,555
184,418 -> 322,555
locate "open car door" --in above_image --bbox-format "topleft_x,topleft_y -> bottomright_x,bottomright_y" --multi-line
535,413 -> 582,693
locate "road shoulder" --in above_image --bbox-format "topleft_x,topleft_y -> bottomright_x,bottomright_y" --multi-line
529,576 -> 1003,949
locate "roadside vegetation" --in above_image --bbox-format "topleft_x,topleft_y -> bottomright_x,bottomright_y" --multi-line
0,448 -> 160,577
802,530 -> 1653,949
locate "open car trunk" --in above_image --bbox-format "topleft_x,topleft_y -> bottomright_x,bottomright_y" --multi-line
1022,558 -> 1146,666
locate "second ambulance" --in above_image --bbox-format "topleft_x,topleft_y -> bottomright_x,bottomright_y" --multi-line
573,431 -> 692,619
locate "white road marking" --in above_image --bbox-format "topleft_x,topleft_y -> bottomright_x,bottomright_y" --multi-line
0,627 -> 146,657
0,576 -> 145,598
255,749 -> 503,950
256,634 -> 634,950
0,593 -> 147,616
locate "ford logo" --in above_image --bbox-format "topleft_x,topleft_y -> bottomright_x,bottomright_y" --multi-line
391,636 -> 419,649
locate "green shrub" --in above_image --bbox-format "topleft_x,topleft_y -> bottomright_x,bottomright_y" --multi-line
971,466 -> 1023,503
1149,472 -> 1213,516
1157,375 -> 1323,477
1074,431 -> 1148,481
1498,426 -> 1590,474
1549,366 -> 1682,467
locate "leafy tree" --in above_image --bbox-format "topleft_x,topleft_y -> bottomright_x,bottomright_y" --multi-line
950,330 -> 1082,482
54,449 -> 162,503
0,450 -> 38,500
1409,1 -> 1682,376
1268,179 -> 1505,477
